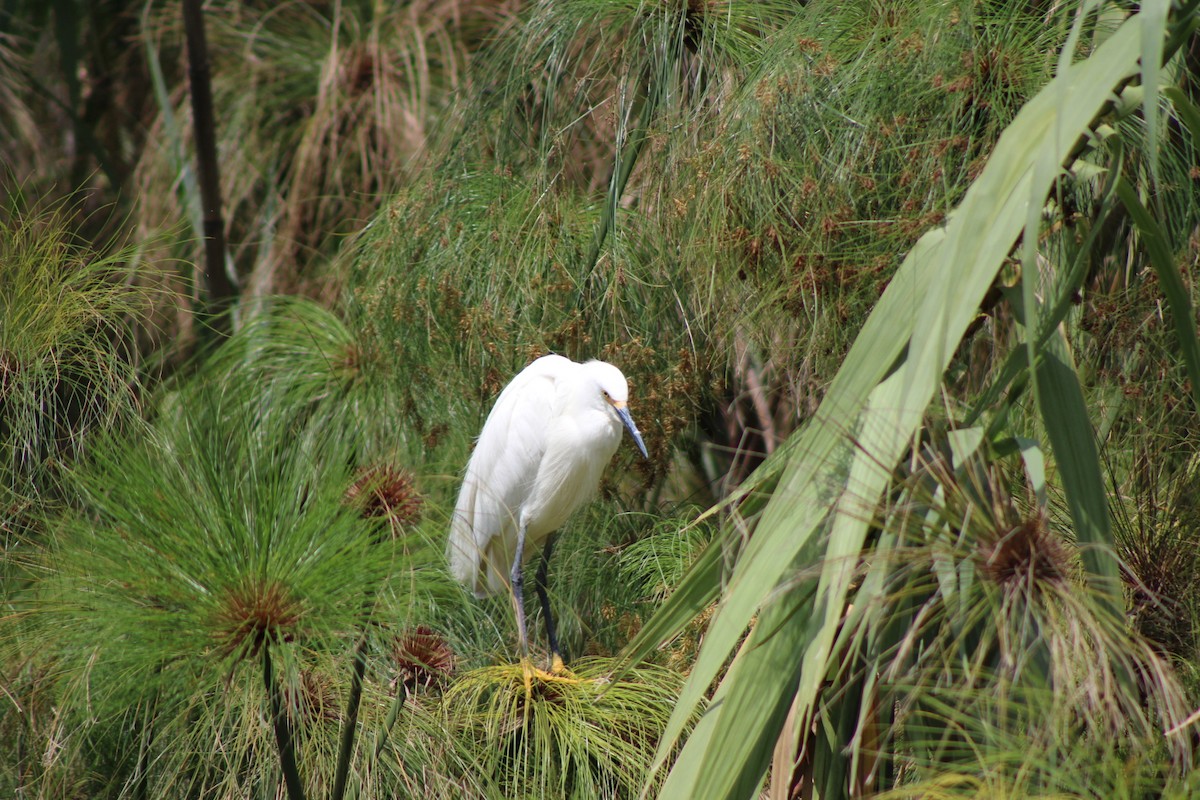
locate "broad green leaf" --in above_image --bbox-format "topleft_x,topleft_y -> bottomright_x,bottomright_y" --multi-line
968,134 -> 1123,433
793,365 -> 917,741
652,11 -> 1147,794
657,583 -> 811,800
1035,328 -> 1121,596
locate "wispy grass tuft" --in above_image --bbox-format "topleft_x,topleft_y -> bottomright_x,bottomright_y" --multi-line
617,509 -> 712,604
444,657 -> 693,799
27,378 -> 415,796
0,195 -> 154,513
877,684 -> 1200,799
344,169 -> 717,490
766,437 -> 1197,796
642,1 -> 1090,439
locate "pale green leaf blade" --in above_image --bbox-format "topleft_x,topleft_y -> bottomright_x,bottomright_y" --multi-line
657,587 -> 810,800
1015,436 -> 1047,506
947,427 -> 984,466
794,365 -> 917,733
1141,0 -> 1169,182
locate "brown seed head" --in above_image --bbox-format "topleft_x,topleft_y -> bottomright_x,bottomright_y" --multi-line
345,464 -> 424,531
393,625 -> 455,692
213,578 -> 302,659
978,515 -> 1069,591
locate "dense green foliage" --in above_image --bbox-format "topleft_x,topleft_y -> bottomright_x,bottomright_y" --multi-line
5,0 -> 1200,798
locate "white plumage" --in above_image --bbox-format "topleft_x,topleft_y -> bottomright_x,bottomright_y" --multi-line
447,354 -> 648,661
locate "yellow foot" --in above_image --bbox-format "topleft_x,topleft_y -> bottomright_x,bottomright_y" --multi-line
546,653 -> 584,683
518,656 -> 584,691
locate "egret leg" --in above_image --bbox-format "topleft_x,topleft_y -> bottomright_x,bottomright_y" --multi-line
534,535 -> 565,673
510,521 -> 530,660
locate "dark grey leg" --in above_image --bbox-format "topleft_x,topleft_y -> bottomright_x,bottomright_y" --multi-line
534,535 -> 561,667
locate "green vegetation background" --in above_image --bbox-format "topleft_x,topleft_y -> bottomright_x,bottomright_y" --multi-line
5,1 -> 1200,797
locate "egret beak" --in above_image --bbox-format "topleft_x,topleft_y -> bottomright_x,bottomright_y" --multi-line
613,401 -> 650,460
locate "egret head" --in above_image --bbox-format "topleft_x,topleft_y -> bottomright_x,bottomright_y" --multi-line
584,360 -> 650,460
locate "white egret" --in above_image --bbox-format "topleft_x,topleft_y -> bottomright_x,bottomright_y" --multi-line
448,354 -> 649,673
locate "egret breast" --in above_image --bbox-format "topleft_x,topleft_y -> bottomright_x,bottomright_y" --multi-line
522,408 -> 622,541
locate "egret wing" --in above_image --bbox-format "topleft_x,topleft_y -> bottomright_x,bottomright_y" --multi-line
448,356 -> 569,595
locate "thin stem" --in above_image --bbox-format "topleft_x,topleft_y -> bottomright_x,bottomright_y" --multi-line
372,683 -> 408,762
330,635 -> 369,800
264,643 -> 307,800
580,61 -> 664,281
581,9 -> 687,284
181,0 -> 236,337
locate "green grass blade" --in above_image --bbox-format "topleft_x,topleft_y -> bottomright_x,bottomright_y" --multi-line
265,644 -> 307,800
1163,86 -> 1200,150
1115,176 -> 1200,413
141,0 -> 203,240
1140,0 -> 1168,184
1016,436 -> 1047,506
330,636 -> 369,800
1036,328 -> 1121,597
